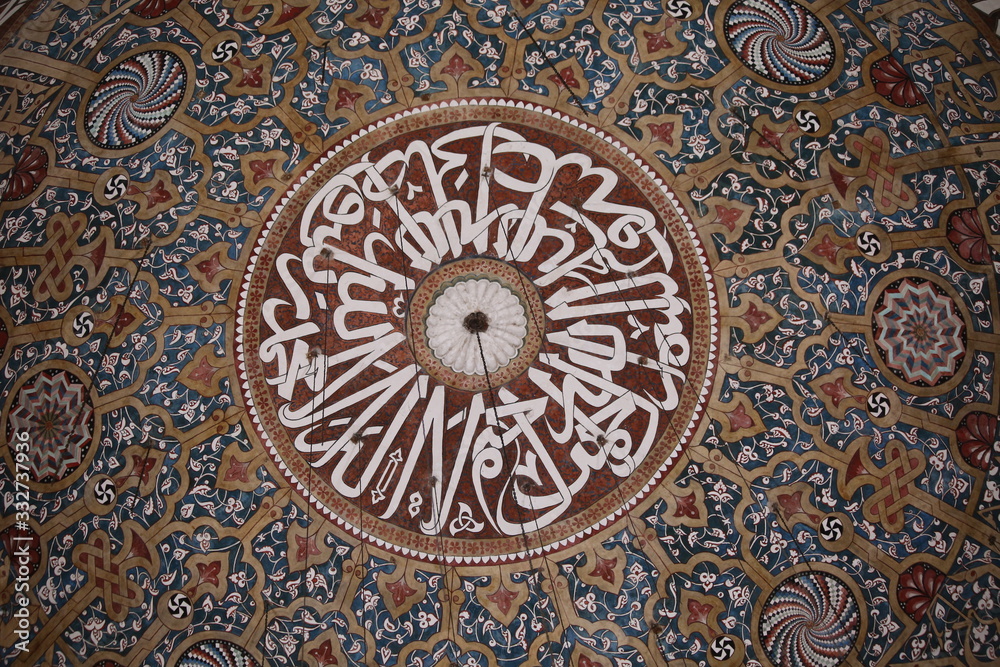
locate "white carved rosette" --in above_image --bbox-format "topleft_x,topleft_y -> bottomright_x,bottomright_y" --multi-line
237,100 -> 718,563
408,258 -> 544,391
427,278 -> 526,373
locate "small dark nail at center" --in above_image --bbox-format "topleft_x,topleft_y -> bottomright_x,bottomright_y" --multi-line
463,311 -> 490,333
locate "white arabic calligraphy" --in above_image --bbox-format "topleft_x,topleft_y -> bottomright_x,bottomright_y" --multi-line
258,122 -> 693,539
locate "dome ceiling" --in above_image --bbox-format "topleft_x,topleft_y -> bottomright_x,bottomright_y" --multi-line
0,0 -> 999,665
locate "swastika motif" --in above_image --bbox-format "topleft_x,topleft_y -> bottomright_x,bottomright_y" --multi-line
710,635 -> 737,660
866,390 -> 891,418
820,515 -> 845,541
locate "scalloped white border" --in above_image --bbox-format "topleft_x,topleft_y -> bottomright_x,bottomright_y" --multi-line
236,98 -> 720,565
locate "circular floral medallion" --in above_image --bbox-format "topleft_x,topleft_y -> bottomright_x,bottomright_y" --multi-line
237,100 -> 717,562
872,277 -> 966,388
409,257 -> 544,391
176,639 -> 259,667
724,0 -> 835,85
5,368 -> 94,483
83,50 -> 187,150
759,571 -> 861,667
427,278 -> 527,372
897,563 -> 945,622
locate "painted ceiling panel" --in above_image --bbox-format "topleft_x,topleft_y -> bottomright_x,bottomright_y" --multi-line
0,0 -> 998,665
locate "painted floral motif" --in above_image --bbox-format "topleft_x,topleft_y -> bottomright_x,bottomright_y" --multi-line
957,412 -> 997,471
947,208 -> 991,264
872,278 -> 966,387
0,145 -> 47,201
6,370 -> 93,483
897,563 -> 946,621
871,56 -> 926,108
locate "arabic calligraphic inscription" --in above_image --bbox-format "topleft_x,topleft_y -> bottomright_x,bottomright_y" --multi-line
237,100 -> 718,562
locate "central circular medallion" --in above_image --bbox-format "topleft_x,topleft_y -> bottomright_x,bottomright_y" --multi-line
408,257 -> 544,391
237,100 -> 717,563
